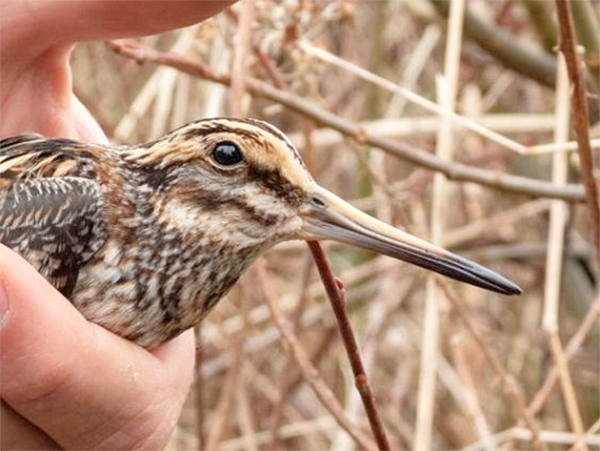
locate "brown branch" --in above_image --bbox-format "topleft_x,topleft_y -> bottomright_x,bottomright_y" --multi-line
106,39 -> 586,202
307,241 -> 391,451
556,0 -> 600,275
227,5 -> 289,92
252,44 -> 289,91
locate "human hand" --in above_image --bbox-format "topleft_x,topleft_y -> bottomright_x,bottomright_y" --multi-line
1,0 -> 232,140
0,245 -> 196,450
0,1 -> 233,449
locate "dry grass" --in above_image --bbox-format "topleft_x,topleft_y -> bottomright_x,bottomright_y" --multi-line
72,1 -> 599,450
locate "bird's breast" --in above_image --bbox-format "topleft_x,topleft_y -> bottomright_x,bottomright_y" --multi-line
69,234 -> 262,346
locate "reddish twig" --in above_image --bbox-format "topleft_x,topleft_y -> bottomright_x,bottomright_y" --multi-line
556,0 -> 600,275
306,241 -> 390,451
252,43 -> 289,91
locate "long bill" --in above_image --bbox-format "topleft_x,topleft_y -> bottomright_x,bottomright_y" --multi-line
300,186 -> 522,296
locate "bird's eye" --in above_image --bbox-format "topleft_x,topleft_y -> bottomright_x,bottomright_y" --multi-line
212,142 -> 244,166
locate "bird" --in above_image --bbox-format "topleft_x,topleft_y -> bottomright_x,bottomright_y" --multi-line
0,118 -> 522,347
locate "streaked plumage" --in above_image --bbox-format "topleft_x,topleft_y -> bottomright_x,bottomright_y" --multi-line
0,118 -> 521,346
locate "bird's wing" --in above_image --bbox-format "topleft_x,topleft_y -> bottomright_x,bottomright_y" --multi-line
1,133 -> 102,187
0,177 -> 108,297
0,133 -> 45,148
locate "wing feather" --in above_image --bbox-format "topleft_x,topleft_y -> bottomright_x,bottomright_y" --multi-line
0,133 -> 45,149
0,177 -> 107,297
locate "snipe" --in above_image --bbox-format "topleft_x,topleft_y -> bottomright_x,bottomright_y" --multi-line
0,118 -> 521,346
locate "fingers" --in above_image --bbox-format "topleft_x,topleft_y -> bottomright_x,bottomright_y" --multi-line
2,1 -> 234,50
0,401 -> 60,450
65,1 -> 234,40
0,245 -> 195,450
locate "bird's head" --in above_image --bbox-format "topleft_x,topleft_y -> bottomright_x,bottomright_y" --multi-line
128,118 -> 521,296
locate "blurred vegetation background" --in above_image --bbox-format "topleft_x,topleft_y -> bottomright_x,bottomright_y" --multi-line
72,1 -> 599,450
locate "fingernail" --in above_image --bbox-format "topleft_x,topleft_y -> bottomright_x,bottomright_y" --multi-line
0,277 -> 8,327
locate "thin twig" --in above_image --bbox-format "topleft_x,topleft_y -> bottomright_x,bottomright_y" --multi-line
269,256 -> 313,450
225,5 -> 289,91
542,51 -> 586,447
229,0 -> 254,117
235,366 -> 258,451
106,39 -> 586,202
112,30 -> 195,141
299,40 -> 600,155
252,43 -> 289,91
415,1 -> 465,445
556,0 -> 600,275
463,426 -> 600,451
299,39 -> 528,154
195,329 -> 205,450
569,416 -> 600,451
306,241 -> 391,451
204,344 -> 243,451
449,331 -> 494,451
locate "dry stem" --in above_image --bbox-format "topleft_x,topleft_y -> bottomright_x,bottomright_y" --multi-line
542,50 -> 586,447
